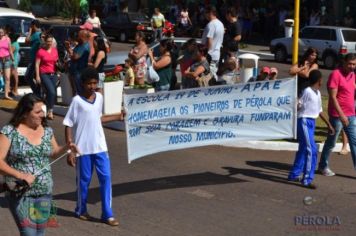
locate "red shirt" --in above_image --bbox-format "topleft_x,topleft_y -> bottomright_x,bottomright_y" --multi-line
36,47 -> 58,74
327,68 -> 355,117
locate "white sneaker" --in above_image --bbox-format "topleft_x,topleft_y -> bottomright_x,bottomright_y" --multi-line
320,167 -> 335,176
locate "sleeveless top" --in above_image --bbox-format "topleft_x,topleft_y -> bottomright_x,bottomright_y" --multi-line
1,125 -> 54,197
93,50 -> 107,73
156,63 -> 172,87
132,45 -> 147,79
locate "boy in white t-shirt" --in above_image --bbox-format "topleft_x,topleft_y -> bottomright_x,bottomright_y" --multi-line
86,9 -> 101,28
288,70 -> 335,189
63,66 -> 122,226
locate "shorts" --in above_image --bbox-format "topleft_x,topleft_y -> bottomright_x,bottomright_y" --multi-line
0,56 -> 12,70
12,59 -> 19,69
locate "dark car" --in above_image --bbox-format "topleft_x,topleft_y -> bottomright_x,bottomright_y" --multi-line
40,23 -> 111,63
101,12 -> 154,43
0,1 -> 9,7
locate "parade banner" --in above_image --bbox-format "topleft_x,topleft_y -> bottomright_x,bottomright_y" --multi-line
124,78 -> 297,163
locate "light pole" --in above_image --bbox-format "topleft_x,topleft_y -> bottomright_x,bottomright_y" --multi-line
292,0 -> 300,65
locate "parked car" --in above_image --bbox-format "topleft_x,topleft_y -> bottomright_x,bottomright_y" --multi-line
40,23 -> 111,64
0,1 -> 9,8
101,12 -> 154,43
270,25 -> 356,69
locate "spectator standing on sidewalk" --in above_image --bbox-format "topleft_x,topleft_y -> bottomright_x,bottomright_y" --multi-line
86,9 -> 101,28
318,53 -> 356,176
178,6 -> 192,32
35,34 -> 59,120
151,8 -> 165,42
66,30 -> 90,94
128,31 -> 148,85
25,20 -> 42,97
288,70 -> 335,189
148,39 -> 173,92
79,22 -> 97,63
88,36 -> 107,94
201,5 -> 224,82
222,7 -> 242,63
289,47 -> 319,97
185,44 -> 211,88
0,27 -> 15,100
10,33 -> 20,96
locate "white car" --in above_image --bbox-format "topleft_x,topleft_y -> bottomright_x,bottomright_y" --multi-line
270,25 -> 356,69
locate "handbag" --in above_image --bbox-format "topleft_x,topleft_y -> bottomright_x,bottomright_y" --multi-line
197,72 -> 212,87
146,58 -> 160,83
55,60 -> 65,73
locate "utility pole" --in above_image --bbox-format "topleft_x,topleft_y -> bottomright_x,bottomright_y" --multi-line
292,0 -> 300,65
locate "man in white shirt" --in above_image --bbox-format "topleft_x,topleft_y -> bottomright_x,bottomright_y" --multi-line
201,5 -> 224,83
86,9 -> 101,28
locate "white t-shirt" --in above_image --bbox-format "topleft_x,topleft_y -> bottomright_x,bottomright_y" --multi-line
202,18 -> 224,61
298,87 -> 322,119
63,92 -> 108,155
86,16 -> 101,28
180,11 -> 189,26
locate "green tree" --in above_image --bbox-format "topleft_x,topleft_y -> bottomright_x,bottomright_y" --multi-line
42,0 -> 81,17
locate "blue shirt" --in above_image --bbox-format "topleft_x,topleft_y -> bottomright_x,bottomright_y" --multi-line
30,31 -> 41,61
71,42 -> 90,73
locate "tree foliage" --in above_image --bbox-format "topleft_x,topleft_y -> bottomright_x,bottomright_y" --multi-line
19,0 -> 81,17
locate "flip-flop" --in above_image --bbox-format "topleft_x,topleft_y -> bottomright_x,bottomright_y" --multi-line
339,149 -> 349,155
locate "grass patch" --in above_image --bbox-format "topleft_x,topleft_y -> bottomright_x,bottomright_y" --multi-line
282,95 -> 339,143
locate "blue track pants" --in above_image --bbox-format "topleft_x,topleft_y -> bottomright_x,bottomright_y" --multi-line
288,118 -> 317,185
75,151 -> 113,220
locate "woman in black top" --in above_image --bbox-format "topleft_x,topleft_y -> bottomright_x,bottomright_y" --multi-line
289,47 -> 319,97
89,36 -> 107,93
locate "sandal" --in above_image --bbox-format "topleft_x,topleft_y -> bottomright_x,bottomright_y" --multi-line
339,149 -> 349,155
47,112 -> 54,120
3,96 -> 13,100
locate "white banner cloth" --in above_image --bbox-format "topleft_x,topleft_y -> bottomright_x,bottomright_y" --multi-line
124,78 -> 297,163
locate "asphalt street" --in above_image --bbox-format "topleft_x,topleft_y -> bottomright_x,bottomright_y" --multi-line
0,41 -> 350,236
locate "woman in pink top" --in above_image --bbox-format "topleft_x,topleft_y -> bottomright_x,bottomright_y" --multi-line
0,27 -> 15,100
35,34 -> 59,120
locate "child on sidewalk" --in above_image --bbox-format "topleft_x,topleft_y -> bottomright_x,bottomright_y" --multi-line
63,66 -> 122,226
288,70 -> 335,189
124,58 -> 135,86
